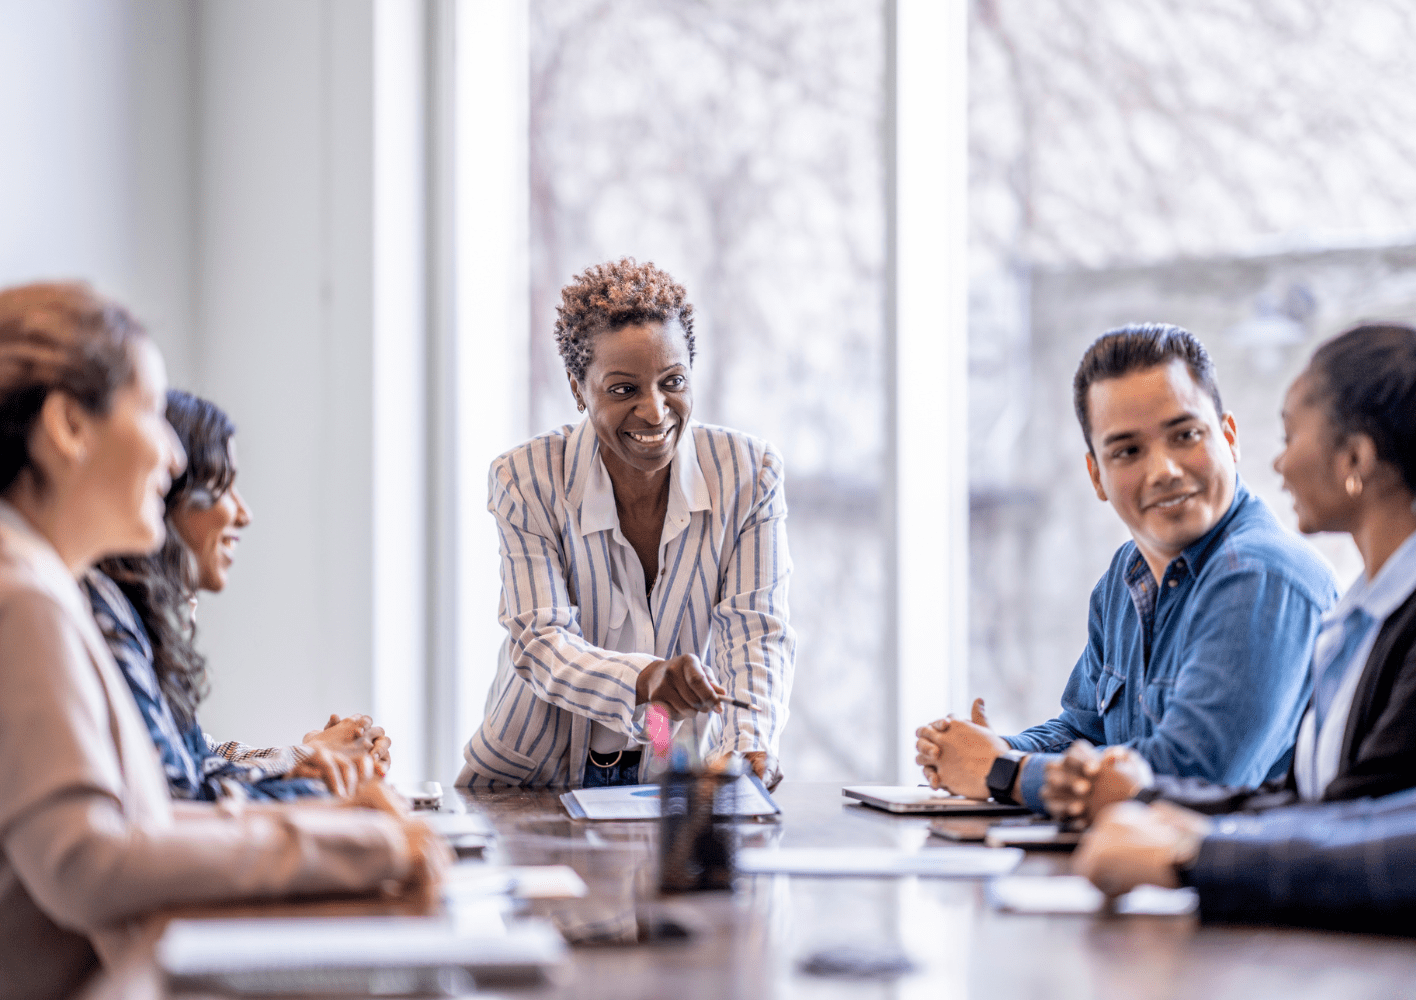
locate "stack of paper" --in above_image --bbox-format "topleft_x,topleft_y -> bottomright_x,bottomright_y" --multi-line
990,875 -> 1198,915
156,915 -> 565,994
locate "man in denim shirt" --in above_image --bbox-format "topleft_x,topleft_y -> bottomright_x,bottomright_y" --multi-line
917,324 -> 1338,813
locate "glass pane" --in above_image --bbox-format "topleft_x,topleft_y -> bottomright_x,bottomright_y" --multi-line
529,0 -> 889,779
969,0 -> 1416,732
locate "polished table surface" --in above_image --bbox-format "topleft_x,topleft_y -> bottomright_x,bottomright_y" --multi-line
93,781 -> 1416,999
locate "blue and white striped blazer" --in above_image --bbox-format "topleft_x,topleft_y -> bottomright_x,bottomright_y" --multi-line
457,419 -> 795,789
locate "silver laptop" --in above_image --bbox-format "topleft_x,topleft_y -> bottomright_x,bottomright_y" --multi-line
842,784 -> 1033,815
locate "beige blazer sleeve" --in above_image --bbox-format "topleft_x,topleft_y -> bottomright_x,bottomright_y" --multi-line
0,578 -> 410,963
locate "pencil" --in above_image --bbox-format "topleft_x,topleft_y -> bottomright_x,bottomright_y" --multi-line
716,694 -> 760,711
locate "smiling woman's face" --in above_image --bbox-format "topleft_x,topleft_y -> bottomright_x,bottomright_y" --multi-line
570,320 -> 693,481
1274,370 -> 1352,535
169,439 -> 252,592
86,338 -> 186,558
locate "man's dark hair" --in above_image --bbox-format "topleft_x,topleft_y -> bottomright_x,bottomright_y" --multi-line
1072,323 -> 1224,453
1308,323 -> 1416,496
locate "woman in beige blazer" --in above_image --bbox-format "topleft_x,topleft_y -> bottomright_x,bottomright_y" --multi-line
0,283 -> 442,1000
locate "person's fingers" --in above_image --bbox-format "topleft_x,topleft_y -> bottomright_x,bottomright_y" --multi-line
679,656 -> 719,710
339,754 -> 359,796
672,661 -> 715,713
971,697 -> 989,728
708,678 -> 728,714
325,713 -> 340,730
663,669 -> 699,717
916,741 -> 940,760
318,750 -> 347,797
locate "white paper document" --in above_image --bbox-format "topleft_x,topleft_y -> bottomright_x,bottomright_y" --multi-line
421,811 -> 494,838
736,846 -> 1024,877
157,915 -> 566,977
559,773 -> 780,820
990,875 -> 1199,916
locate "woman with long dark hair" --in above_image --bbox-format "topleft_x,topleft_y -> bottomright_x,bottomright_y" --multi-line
88,391 -> 389,801
0,283 -> 443,999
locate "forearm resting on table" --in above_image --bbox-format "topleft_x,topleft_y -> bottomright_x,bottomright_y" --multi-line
8,795 -> 411,932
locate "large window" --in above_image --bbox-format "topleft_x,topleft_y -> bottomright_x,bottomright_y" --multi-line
526,0 -> 891,780
967,0 -> 1416,732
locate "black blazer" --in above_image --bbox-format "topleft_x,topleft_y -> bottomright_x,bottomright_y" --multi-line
1142,585 -> 1416,814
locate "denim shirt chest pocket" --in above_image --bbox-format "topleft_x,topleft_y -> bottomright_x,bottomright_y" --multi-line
1096,665 -> 1130,742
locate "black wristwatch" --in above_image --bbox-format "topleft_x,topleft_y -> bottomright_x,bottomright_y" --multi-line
985,750 -> 1028,805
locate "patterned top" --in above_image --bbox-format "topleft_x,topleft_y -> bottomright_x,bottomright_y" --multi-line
458,420 -> 795,790
82,570 -> 325,802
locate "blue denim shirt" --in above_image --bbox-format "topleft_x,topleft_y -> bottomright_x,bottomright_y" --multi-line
1005,479 -> 1338,812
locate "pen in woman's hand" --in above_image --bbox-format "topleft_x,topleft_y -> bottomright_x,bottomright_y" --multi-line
716,693 -> 761,711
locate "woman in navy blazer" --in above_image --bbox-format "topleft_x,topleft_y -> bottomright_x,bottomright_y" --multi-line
458,259 -> 795,791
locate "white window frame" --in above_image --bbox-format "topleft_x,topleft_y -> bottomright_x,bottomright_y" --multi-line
441,0 -> 969,783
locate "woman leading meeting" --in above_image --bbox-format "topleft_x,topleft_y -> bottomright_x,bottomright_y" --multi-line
458,258 -> 796,791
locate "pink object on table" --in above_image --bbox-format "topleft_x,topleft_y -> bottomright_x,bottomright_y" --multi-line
647,703 -> 672,756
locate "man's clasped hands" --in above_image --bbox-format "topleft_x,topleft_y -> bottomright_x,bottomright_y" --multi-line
915,699 -> 1211,894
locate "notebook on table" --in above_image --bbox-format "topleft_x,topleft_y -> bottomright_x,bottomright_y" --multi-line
842,785 -> 1033,815
156,915 -> 564,997
559,772 -> 780,820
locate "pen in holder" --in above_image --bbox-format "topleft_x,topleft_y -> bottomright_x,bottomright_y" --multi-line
658,750 -> 739,893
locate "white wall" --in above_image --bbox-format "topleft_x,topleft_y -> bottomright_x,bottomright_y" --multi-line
193,0 -> 433,784
0,0 -> 438,784
0,0 -> 197,383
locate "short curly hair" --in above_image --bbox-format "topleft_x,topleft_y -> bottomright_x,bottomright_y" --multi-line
553,257 -> 696,382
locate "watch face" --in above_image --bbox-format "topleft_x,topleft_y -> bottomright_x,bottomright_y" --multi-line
987,755 -> 1021,803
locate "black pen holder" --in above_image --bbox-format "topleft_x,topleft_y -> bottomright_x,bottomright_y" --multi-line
658,767 -> 738,893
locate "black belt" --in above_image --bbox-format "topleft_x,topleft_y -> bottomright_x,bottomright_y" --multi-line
588,748 -> 643,769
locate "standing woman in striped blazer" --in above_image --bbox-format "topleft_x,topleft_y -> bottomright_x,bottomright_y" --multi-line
458,258 -> 796,791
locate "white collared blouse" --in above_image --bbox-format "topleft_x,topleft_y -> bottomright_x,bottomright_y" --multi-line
1295,528 -> 1416,799
458,419 -> 795,789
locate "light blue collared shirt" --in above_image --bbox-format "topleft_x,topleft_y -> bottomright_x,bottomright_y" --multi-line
1295,529 -> 1416,800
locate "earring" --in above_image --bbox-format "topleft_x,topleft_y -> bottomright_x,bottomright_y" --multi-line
576,401 -> 586,413
1346,474 -> 1363,499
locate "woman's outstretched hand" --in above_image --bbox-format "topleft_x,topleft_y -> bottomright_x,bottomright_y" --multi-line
635,654 -> 726,719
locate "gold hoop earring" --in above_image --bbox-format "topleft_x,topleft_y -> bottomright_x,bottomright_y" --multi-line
1346,474 -> 1363,499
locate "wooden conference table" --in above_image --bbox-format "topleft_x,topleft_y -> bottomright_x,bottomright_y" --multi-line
90,782 -> 1416,999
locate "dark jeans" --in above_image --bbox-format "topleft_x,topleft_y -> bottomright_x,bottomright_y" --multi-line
582,749 -> 644,787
